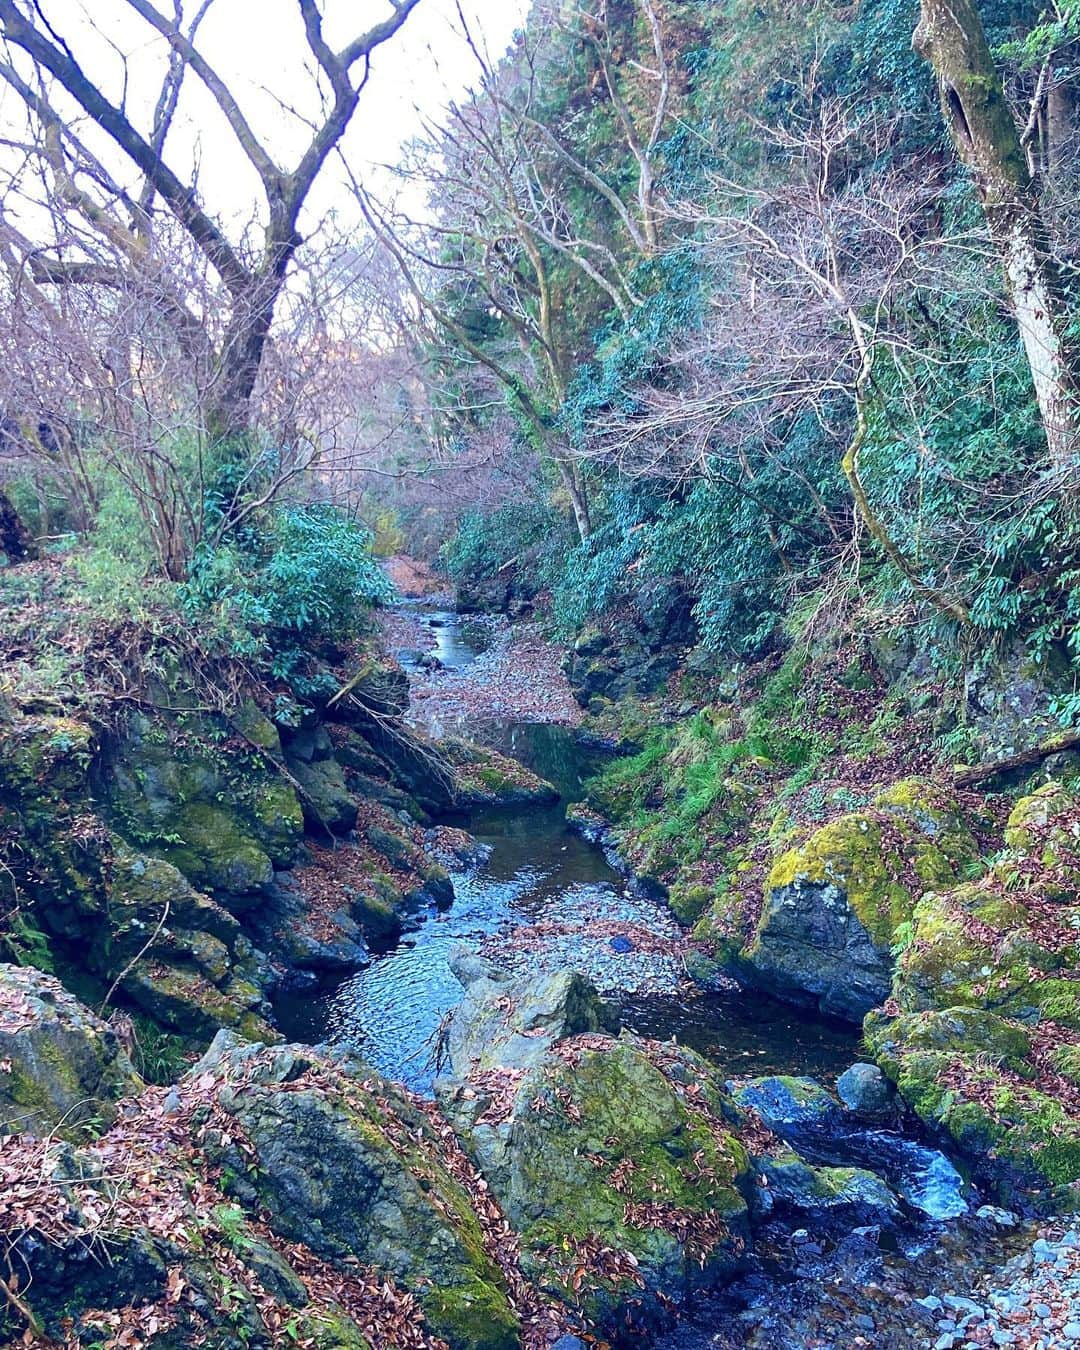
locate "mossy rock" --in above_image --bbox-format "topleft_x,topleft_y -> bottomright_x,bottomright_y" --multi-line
866,1006 -> 1080,1202
285,753 -> 359,834
505,1039 -> 749,1330
757,1150 -> 899,1223
1003,783 -> 1080,898
156,802 -> 275,901
440,1029 -> 750,1335
0,714 -> 96,800
445,969 -> 618,1079
122,960 -> 277,1044
744,781 -> 979,1020
206,1042 -> 519,1350
893,876 -> 1080,1029
0,963 -> 141,1140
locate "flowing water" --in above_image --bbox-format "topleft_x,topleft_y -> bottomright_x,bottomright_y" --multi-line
275,605 -> 860,1094
274,606 -> 1022,1345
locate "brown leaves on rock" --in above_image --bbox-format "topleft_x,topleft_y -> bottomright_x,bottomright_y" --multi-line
0,1060 -> 461,1349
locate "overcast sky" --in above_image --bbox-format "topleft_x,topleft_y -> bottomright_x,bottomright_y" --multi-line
0,0 -> 530,235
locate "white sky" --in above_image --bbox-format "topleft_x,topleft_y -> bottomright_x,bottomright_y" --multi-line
0,0 -> 530,238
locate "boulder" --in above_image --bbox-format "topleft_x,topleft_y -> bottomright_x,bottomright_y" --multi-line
727,1075 -> 841,1142
756,1151 -> 900,1224
865,785 -> 1080,1200
865,1007 -> 1080,1202
444,968 -> 618,1079
743,779 -> 980,1020
440,1034 -> 751,1336
436,970 -> 751,1335
205,1041 -> 520,1350
836,1063 -> 893,1117
0,964 -> 141,1139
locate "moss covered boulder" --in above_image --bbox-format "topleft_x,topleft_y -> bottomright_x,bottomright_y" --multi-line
743,779 -> 980,1019
867,785 -> 1080,1203
442,737 -> 559,807
204,1040 -> 520,1350
727,1075 -> 842,1141
437,973 -> 752,1337
0,964 -> 141,1139
441,1033 -> 750,1337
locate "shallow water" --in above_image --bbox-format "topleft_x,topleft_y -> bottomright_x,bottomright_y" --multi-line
394,601 -> 492,672
275,609 -> 860,1092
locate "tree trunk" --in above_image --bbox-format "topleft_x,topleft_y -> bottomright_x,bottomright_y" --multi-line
207,230 -> 298,441
554,453 -> 591,542
915,0 -> 1077,474
0,486 -> 37,562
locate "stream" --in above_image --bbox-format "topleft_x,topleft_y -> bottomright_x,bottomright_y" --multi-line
275,604 -> 1031,1348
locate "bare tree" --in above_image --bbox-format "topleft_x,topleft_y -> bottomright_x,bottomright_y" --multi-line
352,0 -> 682,542
0,0 -> 423,444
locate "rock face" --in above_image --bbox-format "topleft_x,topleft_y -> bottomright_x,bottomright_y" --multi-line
205,1040 -> 520,1350
742,779 -> 980,1019
866,784 -> 1080,1201
1,1025 -> 522,1348
0,963 -> 141,1139
0,684 -> 461,1055
436,966 -> 752,1337
565,580 -> 697,709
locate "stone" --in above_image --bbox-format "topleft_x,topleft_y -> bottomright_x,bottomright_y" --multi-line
0,964 -> 141,1140
728,1075 -> 841,1140
447,947 -> 512,988
443,1034 -> 751,1335
756,1150 -> 900,1225
205,1041 -> 519,1350
976,1205 -> 1019,1228
283,752 -> 358,833
444,969 -> 618,1079
836,1062 -> 893,1115
744,780 -> 978,1020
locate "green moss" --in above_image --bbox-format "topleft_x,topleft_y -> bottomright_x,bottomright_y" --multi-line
158,802 -> 273,895
420,1277 -> 519,1350
507,1040 -> 748,1322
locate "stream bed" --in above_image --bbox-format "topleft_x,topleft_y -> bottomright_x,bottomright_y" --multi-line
275,604 -> 1037,1348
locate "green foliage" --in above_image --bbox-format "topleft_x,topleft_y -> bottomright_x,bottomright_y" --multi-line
74,472 -> 164,620
440,502 -> 570,590
181,505 -> 392,672
129,1012 -> 190,1085
0,909 -> 55,971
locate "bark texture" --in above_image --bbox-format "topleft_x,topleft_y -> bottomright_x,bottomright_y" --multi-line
915,0 -> 1077,472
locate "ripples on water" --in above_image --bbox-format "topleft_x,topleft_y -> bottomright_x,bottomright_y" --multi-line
275,608 -> 859,1091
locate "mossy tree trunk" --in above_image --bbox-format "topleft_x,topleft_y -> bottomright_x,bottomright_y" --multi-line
915,0 -> 1077,474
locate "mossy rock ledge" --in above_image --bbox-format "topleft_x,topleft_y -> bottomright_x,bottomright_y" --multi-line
866,784 -> 1080,1205
737,778 -> 980,1020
